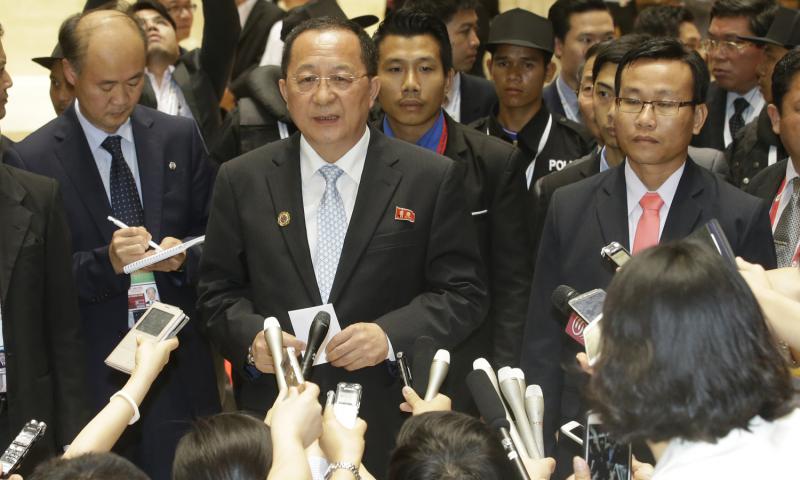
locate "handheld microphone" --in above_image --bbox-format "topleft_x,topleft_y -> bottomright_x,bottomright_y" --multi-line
300,311 -> 331,379
473,358 -> 529,458
525,385 -> 545,459
424,349 -> 450,401
411,336 -> 436,395
552,285 -> 606,346
263,317 -> 287,391
467,370 -> 532,480
498,367 -> 540,459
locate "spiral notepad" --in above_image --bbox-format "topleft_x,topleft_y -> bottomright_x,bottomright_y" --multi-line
123,236 -> 206,274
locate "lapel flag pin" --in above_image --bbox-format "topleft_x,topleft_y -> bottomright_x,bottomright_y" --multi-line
277,211 -> 291,227
395,207 -> 415,223
168,161 -> 177,171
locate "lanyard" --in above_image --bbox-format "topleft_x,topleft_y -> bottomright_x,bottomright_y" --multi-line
769,176 -> 800,264
525,115 -> 553,188
436,120 -> 449,155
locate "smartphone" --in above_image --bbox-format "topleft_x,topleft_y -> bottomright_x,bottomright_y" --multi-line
583,314 -> 603,366
283,346 -> 304,387
0,420 -> 47,476
584,413 -> 631,480
601,242 -> 631,269
560,420 -> 584,446
332,382 -> 362,429
397,351 -> 412,388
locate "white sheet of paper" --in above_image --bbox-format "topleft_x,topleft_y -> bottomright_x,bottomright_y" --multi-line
288,304 -> 342,366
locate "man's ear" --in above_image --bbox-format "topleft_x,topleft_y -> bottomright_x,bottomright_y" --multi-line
545,61 -> 557,84
767,103 -> 781,136
278,78 -> 288,104
691,102 -> 708,135
554,38 -> 564,59
443,67 -> 454,99
368,75 -> 381,109
63,59 -> 78,87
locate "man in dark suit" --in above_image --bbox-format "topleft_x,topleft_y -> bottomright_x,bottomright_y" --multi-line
404,0 -> 497,124
13,11 -> 220,479
130,0 -> 239,145
229,0 -> 285,97
691,0 -> 774,150
372,10 -> 530,393
522,38 -> 776,479
0,27 -> 90,474
197,17 -> 487,474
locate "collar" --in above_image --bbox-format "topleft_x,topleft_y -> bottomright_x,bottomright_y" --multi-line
238,0 -> 258,27
74,99 -> 134,151
786,156 -> 799,183
145,65 -> 177,89
556,74 -> 579,120
725,86 -> 764,114
383,110 -> 446,153
443,72 -> 462,119
300,127 -> 370,186
599,146 -> 610,172
624,160 -> 685,216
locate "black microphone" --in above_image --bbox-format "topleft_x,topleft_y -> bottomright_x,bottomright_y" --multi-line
466,370 -> 531,480
411,336 -> 436,395
300,311 -> 331,379
551,285 -> 580,318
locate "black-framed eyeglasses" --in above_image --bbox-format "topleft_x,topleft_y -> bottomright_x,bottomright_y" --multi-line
290,73 -> 368,93
615,97 -> 696,116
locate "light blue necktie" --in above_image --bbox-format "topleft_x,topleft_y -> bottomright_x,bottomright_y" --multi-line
316,164 -> 347,303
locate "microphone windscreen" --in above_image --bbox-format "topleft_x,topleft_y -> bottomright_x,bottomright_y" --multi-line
467,369 -> 510,430
552,285 -> 579,316
412,336 -> 436,394
311,311 -> 331,328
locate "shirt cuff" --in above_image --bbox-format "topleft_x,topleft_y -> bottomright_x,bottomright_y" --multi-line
385,334 -> 396,361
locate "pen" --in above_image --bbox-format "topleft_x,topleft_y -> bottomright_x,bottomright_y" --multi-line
107,216 -> 163,251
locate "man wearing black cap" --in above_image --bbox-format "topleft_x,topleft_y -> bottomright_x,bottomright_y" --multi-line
727,6 -> 800,188
32,45 -> 74,116
472,9 -> 593,222
372,9 -> 531,389
129,0 -> 239,144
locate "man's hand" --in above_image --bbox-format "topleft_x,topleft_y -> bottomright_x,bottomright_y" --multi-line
522,456 -> 556,480
250,330 -> 306,374
143,237 -> 186,273
326,323 -> 389,371
399,386 -> 451,415
109,227 -> 152,274
319,403 -> 367,466
575,352 -> 595,376
268,382 -> 323,449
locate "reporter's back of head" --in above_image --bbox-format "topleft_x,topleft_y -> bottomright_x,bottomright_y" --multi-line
387,411 -> 514,480
28,452 -> 149,480
172,413 -> 272,480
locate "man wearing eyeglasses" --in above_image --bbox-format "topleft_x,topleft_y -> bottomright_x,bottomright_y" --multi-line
197,16 -> 487,475
691,0 -> 776,150
158,0 -> 197,41
130,0 -> 240,145
521,37 -> 775,479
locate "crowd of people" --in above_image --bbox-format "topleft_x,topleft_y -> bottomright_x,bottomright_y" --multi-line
0,0 -> 799,479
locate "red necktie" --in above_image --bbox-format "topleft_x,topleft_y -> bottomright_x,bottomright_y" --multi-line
632,192 -> 664,254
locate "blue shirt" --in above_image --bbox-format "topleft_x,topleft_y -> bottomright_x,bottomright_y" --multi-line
383,110 -> 446,152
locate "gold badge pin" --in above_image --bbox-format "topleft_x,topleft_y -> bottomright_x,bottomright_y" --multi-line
168,161 -> 177,171
277,211 -> 291,227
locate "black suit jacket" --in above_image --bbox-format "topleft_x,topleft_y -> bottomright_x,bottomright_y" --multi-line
521,158 -> 776,456
746,158 -> 787,205
727,107 -> 787,188
0,164 -> 90,471
140,0 -> 240,145
197,127 -> 488,473
460,73 -> 498,125
692,82 -> 728,150
542,80 -> 567,118
229,0 -> 284,97
14,105 -> 220,480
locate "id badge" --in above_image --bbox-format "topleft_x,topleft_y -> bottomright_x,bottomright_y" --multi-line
127,272 -> 160,328
0,350 -> 7,393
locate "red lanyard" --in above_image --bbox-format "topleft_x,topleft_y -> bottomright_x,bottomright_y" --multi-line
769,176 -> 800,264
436,120 -> 448,155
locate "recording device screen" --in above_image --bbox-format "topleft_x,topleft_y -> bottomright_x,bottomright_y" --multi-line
135,308 -> 174,336
608,249 -> 630,267
570,290 -> 606,323
585,422 -> 631,480
336,388 -> 360,406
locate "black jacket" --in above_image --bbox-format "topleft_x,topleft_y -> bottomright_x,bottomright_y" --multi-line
726,107 -> 787,188
691,82 -> 728,150
460,73 -> 498,125
745,157 -> 788,205
229,0 -> 285,97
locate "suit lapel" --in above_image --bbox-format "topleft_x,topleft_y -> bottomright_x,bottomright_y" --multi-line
661,159 -> 704,242
0,167 -> 32,303
595,165 -> 631,249
265,136 -> 321,304
328,130 -> 402,304
131,108 -> 164,242
54,107 -> 115,243
173,64 -> 201,125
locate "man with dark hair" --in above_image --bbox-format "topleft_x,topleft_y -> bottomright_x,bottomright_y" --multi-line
633,5 -> 702,52
13,10 -> 220,479
373,9 -> 530,388
32,45 -> 75,116
544,0 -> 615,124
727,6 -> 800,187
197,15 -> 487,474
129,0 -> 240,144
692,0 -> 776,150
473,8 -> 593,221
403,0 -> 497,124
156,0 -> 195,41
521,37 -> 776,479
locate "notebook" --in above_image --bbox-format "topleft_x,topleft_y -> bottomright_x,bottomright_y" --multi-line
123,236 -> 206,274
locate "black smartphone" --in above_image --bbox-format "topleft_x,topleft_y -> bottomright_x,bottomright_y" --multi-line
584,413 -> 631,480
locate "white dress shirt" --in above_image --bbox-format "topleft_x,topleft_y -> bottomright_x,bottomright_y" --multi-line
443,71 -> 462,123
625,160 -> 685,247
723,86 -> 764,147
773,157 -> 800,231
74,100 -> 142,203
145,66 -> 194,120
237,0 -> 258,27
653,409 -> 800,480
259,20 -> 284,67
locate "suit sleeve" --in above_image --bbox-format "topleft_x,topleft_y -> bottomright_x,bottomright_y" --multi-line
375,161 -> 489,354
520,190 -> 566,455
200,0 -> 241,101
488,147 -> 532,367
44,181 -> 91,446
197,165 -> 263,370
